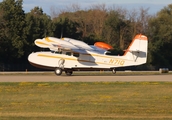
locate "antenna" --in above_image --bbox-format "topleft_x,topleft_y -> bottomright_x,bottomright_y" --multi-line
60,27 -> 63,39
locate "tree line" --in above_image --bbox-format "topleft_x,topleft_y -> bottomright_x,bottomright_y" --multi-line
0,0 -> 172,71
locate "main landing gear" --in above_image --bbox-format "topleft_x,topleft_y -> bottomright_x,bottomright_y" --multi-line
65,69 -> 73,76
54,68 -> 73,76
54,68 -> 63,75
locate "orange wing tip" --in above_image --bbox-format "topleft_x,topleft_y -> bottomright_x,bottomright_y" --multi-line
94,42 -> 113,50
134,34 -> 148,40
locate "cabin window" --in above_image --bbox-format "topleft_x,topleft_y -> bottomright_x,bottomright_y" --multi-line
53,51 -> 62,54
66,52 -> 71,56
73,53 -> 80,57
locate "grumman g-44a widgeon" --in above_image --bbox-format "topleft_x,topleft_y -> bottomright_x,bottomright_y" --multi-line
28,34 -> 148,76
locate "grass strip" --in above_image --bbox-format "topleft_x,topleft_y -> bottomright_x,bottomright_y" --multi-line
0,82 -> 172,120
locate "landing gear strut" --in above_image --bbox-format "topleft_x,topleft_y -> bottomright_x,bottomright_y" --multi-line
112,68 -> 116,74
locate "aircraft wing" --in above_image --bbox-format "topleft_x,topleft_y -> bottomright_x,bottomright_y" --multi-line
34,37 -> 91,54
63,38 -> 113,54
34,37 -> 112,54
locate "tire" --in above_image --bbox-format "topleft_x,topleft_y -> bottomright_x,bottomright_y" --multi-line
54,68 -> 63,75
112,68 -> 116,74
65,70 -> 73,76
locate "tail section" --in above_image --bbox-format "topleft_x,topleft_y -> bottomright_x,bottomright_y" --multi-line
123,34 -> 148,65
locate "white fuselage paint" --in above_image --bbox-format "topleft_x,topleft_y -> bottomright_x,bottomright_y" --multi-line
28,50 -> 145,70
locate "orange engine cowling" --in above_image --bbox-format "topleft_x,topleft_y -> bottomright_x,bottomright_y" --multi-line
94,42 -> 113,50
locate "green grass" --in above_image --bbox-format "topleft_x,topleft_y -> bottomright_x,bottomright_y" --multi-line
0,82 -> 172,120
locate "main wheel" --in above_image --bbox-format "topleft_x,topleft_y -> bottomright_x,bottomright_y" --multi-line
65,70 -> 73,76
54,68 -> 63,75
112,68 -> 116,74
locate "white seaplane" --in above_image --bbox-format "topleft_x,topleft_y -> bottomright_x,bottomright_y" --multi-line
28,34 -> 148,76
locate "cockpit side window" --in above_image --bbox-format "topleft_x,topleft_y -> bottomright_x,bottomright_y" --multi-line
56,51 -> 62,54
66,52 -> 72,56
51,51 -> 62,54
73,53 -> 80,57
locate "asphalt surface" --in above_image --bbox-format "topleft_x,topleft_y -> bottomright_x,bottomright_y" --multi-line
0,74 -> 172,82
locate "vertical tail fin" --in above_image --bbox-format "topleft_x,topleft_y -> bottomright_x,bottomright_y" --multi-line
123,34 -> 148,64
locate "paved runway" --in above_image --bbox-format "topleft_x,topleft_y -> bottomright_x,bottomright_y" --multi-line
0,75 -> 172,82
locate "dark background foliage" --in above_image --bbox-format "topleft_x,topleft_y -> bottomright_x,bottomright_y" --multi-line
0,0 -> 172,71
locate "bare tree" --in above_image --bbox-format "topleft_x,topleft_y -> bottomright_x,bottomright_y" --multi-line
127,7 -> 150,38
